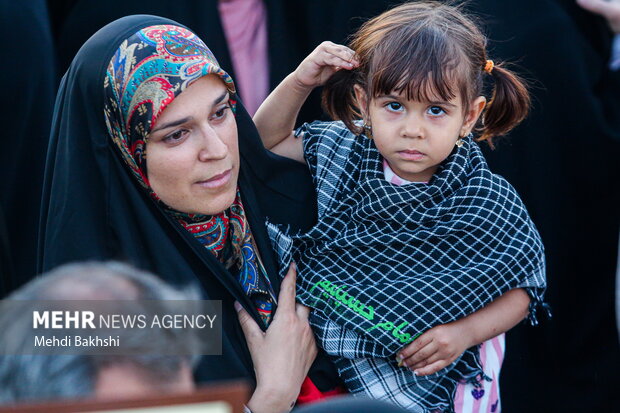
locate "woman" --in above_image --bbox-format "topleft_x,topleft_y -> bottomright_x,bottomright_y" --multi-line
38,15 -> 340,411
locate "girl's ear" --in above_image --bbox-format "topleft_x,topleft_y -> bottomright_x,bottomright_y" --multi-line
353,85 -> 369,120
460,96 -> 486,136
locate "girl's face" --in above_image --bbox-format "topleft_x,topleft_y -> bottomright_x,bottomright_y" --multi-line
146,75 -> 239,215
356,86 -> 485,183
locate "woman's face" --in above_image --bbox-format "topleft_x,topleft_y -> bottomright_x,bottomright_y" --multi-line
146,75 -> 239,215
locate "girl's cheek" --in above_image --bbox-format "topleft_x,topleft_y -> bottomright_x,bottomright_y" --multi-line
381,110 -> 402,121
428,115 -> 451,127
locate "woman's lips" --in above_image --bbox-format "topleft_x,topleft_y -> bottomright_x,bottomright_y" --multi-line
195,169 -> 232,189
398,150 -> 426,161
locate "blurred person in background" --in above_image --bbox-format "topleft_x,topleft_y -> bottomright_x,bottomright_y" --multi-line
577,0 -> 620,388
0,0 -> 57,294
47,0 -> 393,120
0,261 -> 196,405
577,0 -> 620,389
468,0 -> 620,411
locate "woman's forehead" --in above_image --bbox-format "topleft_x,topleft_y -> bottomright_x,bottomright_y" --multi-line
104,24 -> 234,135
153,75 -> 230,125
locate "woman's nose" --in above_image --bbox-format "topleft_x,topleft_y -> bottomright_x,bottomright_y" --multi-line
197,128 -> 228,162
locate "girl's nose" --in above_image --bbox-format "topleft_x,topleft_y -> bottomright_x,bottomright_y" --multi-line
401,115 -> 424,139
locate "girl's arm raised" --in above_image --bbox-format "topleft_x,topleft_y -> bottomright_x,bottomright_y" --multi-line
396,288 -> 530,375
253,41 -> 358,162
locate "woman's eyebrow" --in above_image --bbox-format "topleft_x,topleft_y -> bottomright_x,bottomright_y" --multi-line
213,91 -> 229,105
151,116 -> 193,133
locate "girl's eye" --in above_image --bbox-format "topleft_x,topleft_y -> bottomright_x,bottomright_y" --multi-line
163,129 -> 188,143
427,106 -> 446,116
386,102 -> 403,112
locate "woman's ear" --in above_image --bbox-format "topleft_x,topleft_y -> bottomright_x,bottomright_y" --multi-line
460,96 -> 486,136
353,85 -> 369,120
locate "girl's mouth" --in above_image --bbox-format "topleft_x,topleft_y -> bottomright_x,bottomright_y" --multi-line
398,150 -> 425,161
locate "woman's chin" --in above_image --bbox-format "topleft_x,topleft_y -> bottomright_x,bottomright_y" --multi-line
156,179 -> 238,216
189,186 -> 238,216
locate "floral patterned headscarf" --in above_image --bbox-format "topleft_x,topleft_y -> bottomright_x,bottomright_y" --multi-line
103,24 -> 235,186
103,25 -> 274,326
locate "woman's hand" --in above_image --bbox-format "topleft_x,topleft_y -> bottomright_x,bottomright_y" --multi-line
236,263 -> 317,413
396,321 -> 472,376
577,0 -> 620,33
292,41 -> 359,90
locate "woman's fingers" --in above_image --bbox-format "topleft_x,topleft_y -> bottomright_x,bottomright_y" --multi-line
236,262 -> 318,410
276,262 -> 297,314
577,0 -> 620,18
234,301 -> 263,345
296,303 -> 311,320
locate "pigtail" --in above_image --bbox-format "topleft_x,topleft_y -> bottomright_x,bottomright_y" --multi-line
322,68 -> 364,135
479,63 -> 531,146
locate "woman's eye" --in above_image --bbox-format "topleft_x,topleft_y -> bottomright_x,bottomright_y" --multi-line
386,102 -> 403,112
427,106 -> 446,116
163,129 -> 187,143
212,104 -> 230,120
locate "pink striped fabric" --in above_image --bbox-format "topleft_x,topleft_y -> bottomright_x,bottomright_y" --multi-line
383,157 -> 505,412
453,334 -> 505,413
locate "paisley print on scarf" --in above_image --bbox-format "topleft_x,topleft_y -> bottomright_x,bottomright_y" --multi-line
178,214 -> 229,254
175,191 -> 276,326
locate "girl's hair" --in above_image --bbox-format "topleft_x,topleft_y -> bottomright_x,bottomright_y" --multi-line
322,1 -> 530,146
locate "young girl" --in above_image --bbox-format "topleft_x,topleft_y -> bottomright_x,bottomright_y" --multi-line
255,2 -> 547,412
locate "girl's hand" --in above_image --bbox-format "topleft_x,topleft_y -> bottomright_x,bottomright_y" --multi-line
292,41 -> 359,90
236,263 -> 317,413
396,321 -> 473,376
396,288 -> 530,376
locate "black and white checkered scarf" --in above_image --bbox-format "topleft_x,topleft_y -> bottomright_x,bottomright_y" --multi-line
268,121 -> 547,412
